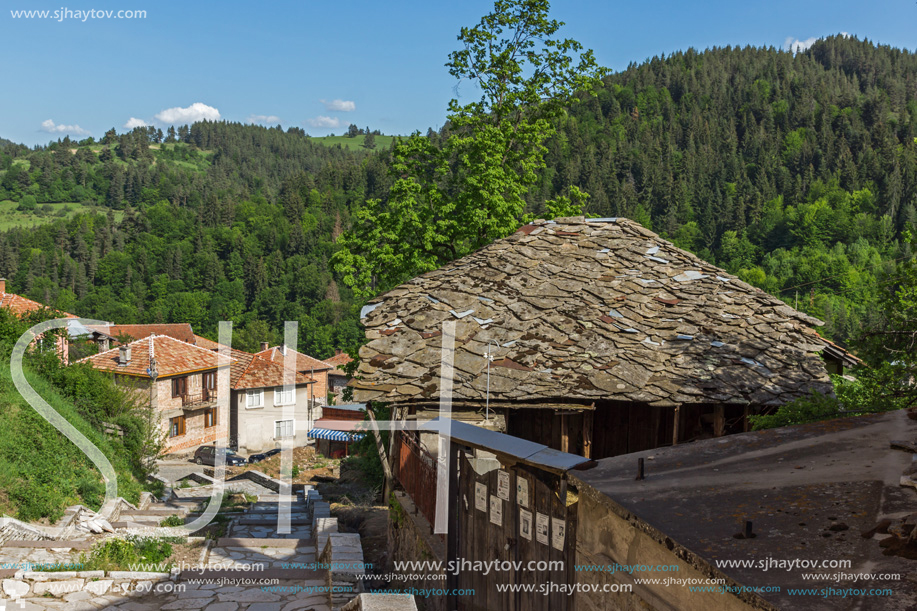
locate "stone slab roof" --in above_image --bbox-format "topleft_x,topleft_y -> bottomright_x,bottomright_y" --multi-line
353,216 -> 837,408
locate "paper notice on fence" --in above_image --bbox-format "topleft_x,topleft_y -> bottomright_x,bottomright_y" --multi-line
475,482 -> 487,512
516,477 -> 529,508
489,495 -> 503,525
496,470 -> 510,501
536,512 -> 549,545
519,509 -> 533,541
552,517 -> 566,550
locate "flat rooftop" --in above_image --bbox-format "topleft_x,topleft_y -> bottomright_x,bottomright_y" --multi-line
573,408 -> 917,610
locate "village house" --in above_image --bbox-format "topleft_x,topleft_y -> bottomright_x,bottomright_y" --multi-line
325,350 -> 354,401
256,344 -> 332,406
77,334 -> 231,454
352,216 -> 859,460
0,277 -> 77,362
194,335 -> 319,454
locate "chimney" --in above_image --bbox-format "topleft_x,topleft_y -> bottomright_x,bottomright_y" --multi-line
280,343 -> 287,356
118,345 -> 131,365
0,278 -> 5,294
260,341 -> 269,352
336,349 -> 342,356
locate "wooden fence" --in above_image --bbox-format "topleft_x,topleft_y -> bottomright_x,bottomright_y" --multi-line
394,432 -> 439,530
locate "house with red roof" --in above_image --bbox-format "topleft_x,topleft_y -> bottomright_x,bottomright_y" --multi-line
194,336 -> 319,454
0,278 -> 76,363
325,350 -> 354,401
256,344 -> 333,407
77,334 -> 233,454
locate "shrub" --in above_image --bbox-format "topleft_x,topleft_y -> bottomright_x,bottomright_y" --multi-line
17,195 -> 36,211
160,515 -> 184,527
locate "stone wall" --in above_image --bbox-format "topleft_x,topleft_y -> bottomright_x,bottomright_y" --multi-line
388,492 -> 446,611
2,569 -> 180,602
573,480 -> 774,611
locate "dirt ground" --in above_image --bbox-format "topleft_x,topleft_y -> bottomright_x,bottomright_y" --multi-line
223,447 -> 338,484
315,459 -> 390,575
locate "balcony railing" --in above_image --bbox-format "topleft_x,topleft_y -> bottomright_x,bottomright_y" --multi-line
181,391 -> 217,408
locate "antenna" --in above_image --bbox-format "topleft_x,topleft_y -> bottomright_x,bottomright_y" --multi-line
484,339 -> 498,424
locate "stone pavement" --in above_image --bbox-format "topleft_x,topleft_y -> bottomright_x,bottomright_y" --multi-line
1,493 -> 335,611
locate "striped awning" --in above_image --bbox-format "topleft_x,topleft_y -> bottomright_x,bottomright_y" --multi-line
307,428 -> 364,442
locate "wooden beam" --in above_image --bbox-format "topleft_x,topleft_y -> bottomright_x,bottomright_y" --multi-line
582,409 -> 593,459
672,406 -> 681,446
560,412 -> 569,453
713,405 -> 725,437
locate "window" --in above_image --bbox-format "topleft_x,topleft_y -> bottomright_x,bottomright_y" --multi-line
169,416 -> 185,437
246,388 -> 264,408
171,376 -> 187,398
274,386 -> 295,406
204,408 -> 217,428
202,371 -> 216,400
274,419 -> 294,439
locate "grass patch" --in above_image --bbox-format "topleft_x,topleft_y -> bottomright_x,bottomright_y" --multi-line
76,536 -> 182,571
311,135 -> 395,151
160,515 -> 185,527
0,201 -> 123,231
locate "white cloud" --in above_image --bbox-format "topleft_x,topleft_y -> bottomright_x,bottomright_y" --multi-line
321,99 -> 356,112
784,32 -> 850,54
784,36 -> 818,53
40,119 -> 90,136
123,117 -> 148,129
306,116 -> 342,128
246,114 -> 282,125
154,102 -> 221,124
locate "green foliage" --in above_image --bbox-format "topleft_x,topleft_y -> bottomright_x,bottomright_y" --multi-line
335,0 -> 606,298
159,515 -> 185,527
749,371 -> 904,431
0,310 -> 151,521
78,536 -> 176,571
748,389 -> 844,430
17,195 -> 36,211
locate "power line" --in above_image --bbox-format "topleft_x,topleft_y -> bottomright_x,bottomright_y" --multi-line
777,253 -> 913,294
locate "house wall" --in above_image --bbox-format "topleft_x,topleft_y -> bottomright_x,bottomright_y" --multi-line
309,369 -> 329,403
573,480 -> 770,611
154,372 -> 225,454
233,384 -> 323,454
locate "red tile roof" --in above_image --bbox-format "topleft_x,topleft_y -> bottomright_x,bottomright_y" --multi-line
77,334 -> 231,378
94,324 -> 196,344
256,346 -> 332,373
193,335 -> 314,389
325,352 -> 353,376
0,292 -> 76,319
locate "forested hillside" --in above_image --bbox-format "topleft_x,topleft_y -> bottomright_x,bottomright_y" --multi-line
0,36 -> 914,350
0,124 -> 391,355
535,35 -> 917,341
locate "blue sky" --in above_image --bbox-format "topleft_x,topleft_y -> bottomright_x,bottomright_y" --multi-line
1,0 -> 914,146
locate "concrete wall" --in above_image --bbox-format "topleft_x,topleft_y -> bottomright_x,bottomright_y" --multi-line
573,480 -> 774,611
389,492 -> 446,611
234,384 -> 323,454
